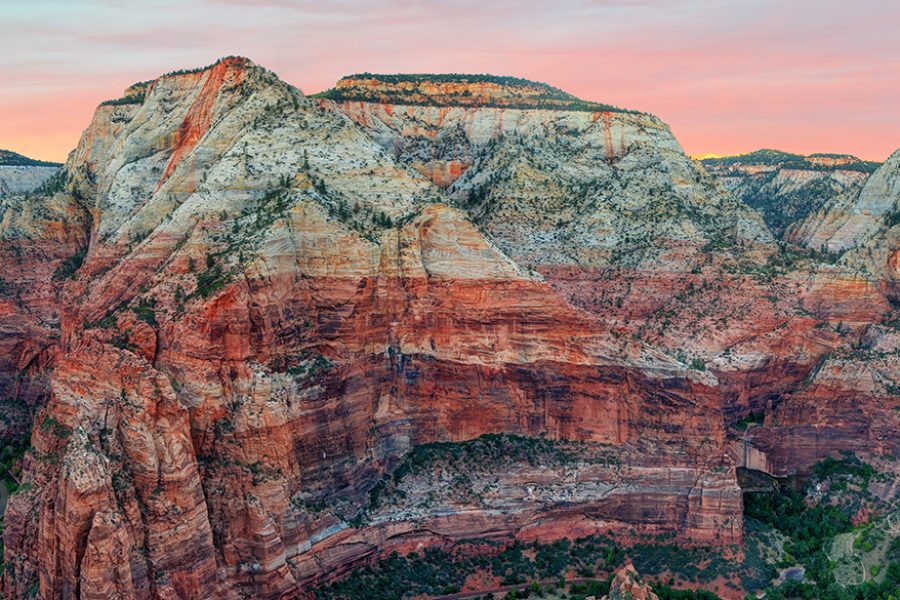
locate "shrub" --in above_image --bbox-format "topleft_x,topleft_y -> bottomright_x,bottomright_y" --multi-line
131,297 -> 157,326
52,247 -> 86,280
99,92 -> 145,106
195,263 -> 230,298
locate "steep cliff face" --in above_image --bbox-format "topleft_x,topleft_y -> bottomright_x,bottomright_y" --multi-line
321,78 -> 867,430
0,167 -> 61,200
1,60 -> 744,600
323,78 -> 900,445
321,79 -> 801,375
3,63 -> 898,600
700,150 -> 878,239
719,152 -> 900,477
0,176 -> 88,444
786,149 -> 900,259
0,150 -> 62,200
726,154 -> 900,476
322,86 -> 773,273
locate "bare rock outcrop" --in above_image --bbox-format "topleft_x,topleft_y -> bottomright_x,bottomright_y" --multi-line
1,60 -> 745,600
1,61 -> 898,600
602,563 -> 659,600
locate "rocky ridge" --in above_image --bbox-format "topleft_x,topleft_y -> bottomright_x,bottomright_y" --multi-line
0,62 -> 897,600
315,73 -> 634,112
795,149 -> 900,273
701,149 -> 879,239
0,150 -> 62,199
2,60 -> 744,600
602,563 -> 659,600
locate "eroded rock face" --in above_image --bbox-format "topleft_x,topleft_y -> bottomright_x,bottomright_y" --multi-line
0,184 -> 88,444
1,62 -> 897,600
603,563 -> 659,600
323,91 -> 774,273
791,149 -> 900,254
700,150 -> 878,239
321,78 -> 900,456
0,166 -> 61,199
702,147 -> 900,310
1,60 -> 747,600
740,318 -> 900,476
0,150 -> 62,199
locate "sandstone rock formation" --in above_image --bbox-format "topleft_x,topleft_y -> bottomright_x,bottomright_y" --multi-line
0,176 -> 87,444
789,149 -> 900,255
0,150 -> 62,200
320,76 -> 899,456
317,73 -> 633,112
0,60 -> 897,600
602,563 -> 659,600
322,85 -> 774,273
700,150 -> 879,239
0,59 -> 744,600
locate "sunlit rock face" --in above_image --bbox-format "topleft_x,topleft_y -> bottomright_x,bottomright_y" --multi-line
322,78 -> 775,273
603,563 -> 660,600
0,60 -> 741,600
323,76 -> 899,467
0,150 -> 62,200
0,166 -> 60,200
788,149 -> 900,255
700,149 -> 879,240
1,61 -> 898,599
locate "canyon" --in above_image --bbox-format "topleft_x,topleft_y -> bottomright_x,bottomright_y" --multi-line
0,59 -> 897,599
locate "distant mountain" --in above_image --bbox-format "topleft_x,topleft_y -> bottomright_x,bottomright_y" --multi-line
701,149 -> 880,237
321,73 -> 773,274
0,149 -> 62,167
702,149 -> 879,173
314,72 -> 637,112
793,148 -> 900,264
0,150 -> 62,199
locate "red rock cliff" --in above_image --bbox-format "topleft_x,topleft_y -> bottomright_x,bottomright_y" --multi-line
2,61 -> 897,600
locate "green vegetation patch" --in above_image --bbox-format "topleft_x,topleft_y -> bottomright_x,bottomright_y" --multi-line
32,169 -> 66,197
0,150 -> 62,167
313,533 -> 733,600
0,432 -> 32,574
1,436 -> 30,495
364,433 -> 618,512
284,352 -> 332,379
99,91 -> 145,106
313,536 -> 623,600
52,246 -> 86,280
194,262 -> 231,299
702,150 -> 880,174
337,72 -> 570,89
743,454 -> 900,599
131,297 -> 157,326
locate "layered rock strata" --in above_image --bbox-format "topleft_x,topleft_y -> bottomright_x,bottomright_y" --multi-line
2,63 -> 898,599
2,60 -> 746,600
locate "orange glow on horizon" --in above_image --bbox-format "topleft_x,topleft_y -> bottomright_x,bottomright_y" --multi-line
2,1 -> 898,163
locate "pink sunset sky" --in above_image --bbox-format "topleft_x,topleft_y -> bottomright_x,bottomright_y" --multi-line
2,0 -> 899,163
